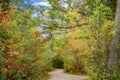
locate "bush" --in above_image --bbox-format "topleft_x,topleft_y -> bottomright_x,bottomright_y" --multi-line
25,53 -> 52,80
63,54 -> 87,74
0,52 -> 52,80
63,55 -> 74,72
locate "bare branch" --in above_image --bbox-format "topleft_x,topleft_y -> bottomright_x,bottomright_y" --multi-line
63,0 -> 73,9
58,23 -> 88,29
62,0 -> 86,16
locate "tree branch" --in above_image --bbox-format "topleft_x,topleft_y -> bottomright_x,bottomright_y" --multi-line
48,0 -> 86,15
58,23 -> 88,29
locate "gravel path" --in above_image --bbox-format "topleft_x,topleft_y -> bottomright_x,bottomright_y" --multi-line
48,69 -> 88,80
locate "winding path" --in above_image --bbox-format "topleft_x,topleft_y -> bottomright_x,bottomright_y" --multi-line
48,69 -> 88,80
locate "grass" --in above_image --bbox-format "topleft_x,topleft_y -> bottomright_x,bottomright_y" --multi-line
64,70 -> 88,76
38,72 -> 49,80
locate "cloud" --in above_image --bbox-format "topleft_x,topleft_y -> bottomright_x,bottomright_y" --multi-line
33,1 -> 69,8
33,1 -> 51,6
62,3 -> 68,8
33,1 -> 68,7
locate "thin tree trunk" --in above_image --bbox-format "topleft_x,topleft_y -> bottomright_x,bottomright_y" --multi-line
49,32 -> 54,53
109,0 -> 120,69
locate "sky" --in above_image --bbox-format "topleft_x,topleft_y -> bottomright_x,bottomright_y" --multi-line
30,0 -> 50,6
30,0 -> 45,3
30,0 -> 49,31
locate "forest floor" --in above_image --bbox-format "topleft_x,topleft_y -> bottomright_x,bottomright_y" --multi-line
48,69 -> 88,80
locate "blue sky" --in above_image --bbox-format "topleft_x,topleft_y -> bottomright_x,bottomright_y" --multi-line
31,0 -> 50,17
30,0 -> 50,6
30,0 -> 45,3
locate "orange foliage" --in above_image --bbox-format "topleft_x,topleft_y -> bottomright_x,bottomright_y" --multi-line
11,4 -> 17,9
0,3 -> 19,55
10,4 -> 17,16
1,68 -> 9,74
0,4 -> 16,25
32,29 -> 41,38
0,44 -> 5,51
60,29 -> 89,56
0,10 -> 10,25
7,51 -> 19,57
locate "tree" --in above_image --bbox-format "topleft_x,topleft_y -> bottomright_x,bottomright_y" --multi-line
109,0 -> 120,69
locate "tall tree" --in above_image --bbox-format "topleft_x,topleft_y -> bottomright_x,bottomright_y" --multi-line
109,0 -> 120,69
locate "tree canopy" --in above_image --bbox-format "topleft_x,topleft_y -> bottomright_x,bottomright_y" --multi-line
0,0 -> 120,80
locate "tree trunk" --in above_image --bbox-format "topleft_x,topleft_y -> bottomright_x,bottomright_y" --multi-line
49,32 -> 54,53
109,0 -> 120,69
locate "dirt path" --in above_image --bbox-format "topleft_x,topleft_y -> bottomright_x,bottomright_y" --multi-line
48,69 -> 88,80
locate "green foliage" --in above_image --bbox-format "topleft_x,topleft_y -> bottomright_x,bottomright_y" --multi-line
63,54 -> 87,74
79,0 -> 116,79
63,55 -> 74,72
0,1 -> 51,80
54,35 -> 68,51
52,54 -> 64,68
0,0 -> 119,80
23,53 -> 52,80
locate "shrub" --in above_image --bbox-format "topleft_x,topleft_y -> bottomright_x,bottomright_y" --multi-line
63,55 -> 74,72
63,54 -> 87,74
